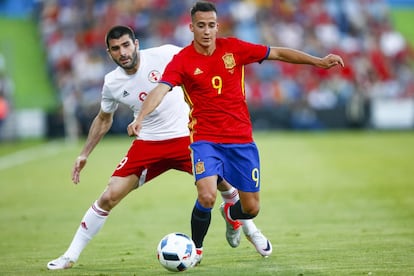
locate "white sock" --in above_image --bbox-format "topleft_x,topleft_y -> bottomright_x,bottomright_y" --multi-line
63,201 -> 109,261
240,219 -> 259,236
220,187 -> 258,236
220,187 -> 239,204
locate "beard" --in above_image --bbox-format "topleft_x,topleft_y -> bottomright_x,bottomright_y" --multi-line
116,49 -> 138,70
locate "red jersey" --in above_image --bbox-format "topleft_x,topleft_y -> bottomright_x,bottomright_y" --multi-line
161,37 -> 269,143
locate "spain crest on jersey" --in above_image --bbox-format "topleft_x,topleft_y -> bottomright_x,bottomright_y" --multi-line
222,53 -> 236,70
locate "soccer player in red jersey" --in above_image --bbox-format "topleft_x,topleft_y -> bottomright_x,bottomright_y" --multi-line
129,1 -> 344,266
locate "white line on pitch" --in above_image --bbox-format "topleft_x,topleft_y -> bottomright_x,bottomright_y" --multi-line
0,141 -> 74,171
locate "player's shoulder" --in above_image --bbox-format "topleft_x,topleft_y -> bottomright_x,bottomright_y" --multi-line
218,37 -> 266,53
172,43 -> 195,59
142,44 -> 182,57
103,66 -> 124,84
217,37 -> 243,46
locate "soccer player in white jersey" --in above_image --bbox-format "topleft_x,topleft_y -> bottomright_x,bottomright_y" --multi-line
47,25 -> 271,270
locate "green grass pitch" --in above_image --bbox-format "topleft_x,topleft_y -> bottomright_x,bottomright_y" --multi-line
0,131 -> 413,275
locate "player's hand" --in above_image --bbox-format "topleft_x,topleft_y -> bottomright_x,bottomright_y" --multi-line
72,155 -> 87,184
127,118 -> 142,137
319,54 -> 344,69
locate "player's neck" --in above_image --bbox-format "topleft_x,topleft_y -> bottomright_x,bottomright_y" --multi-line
124,66 -> 138,75
193,43 -> 216,56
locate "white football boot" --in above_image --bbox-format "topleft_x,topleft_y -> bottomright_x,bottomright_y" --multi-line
245,230 -> 273,257
47,255 -> 75,270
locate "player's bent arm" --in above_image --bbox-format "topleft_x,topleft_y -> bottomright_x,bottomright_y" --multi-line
267,47 -> 344,69
72,109 -> 113,184
127,83 -> 171,137
79,109 -> 114,158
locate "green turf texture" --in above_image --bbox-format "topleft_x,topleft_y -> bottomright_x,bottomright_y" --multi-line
0,131 -> 413,275
390,9 -> 414,48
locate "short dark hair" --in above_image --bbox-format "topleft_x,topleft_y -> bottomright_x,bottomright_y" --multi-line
105,25 -> 136,48
190,1 -> 217,19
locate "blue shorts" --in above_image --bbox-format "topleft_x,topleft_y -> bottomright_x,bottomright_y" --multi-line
190,141 -> 261,193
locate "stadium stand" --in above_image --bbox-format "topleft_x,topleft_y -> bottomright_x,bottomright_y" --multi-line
34,0 -> 414,136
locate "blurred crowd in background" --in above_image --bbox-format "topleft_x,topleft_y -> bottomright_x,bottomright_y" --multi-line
14,0 -> 414,136
0,53 -> 13,133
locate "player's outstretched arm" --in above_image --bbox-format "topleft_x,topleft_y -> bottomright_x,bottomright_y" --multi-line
268,47 -> 344,69
71,110 -> 113,184
127,83 -> 171,137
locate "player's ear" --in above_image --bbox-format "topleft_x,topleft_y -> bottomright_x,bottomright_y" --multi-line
106,49 -> 113,61
134,39 -> 139,48
189,23 -> 194,33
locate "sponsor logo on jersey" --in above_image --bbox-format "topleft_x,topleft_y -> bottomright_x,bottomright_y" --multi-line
195,161 -> 205,174
139,92 -> 147,101
193,68 -> 203,75
148,70 -> 161,83
123,90 -> 130,97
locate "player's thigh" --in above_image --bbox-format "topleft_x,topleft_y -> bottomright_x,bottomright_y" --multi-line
224,143 -> 261,193
217,178 -> 233,192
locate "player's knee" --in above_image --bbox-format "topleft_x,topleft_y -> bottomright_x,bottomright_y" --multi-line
98,191 -> 120,211
197,193 -> 216,209
243,205 -> 260,218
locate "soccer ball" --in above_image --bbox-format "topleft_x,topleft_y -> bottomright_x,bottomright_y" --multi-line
157,232 -> 196,272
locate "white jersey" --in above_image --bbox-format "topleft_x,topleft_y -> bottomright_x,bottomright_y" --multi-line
101,44 -> 189,141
